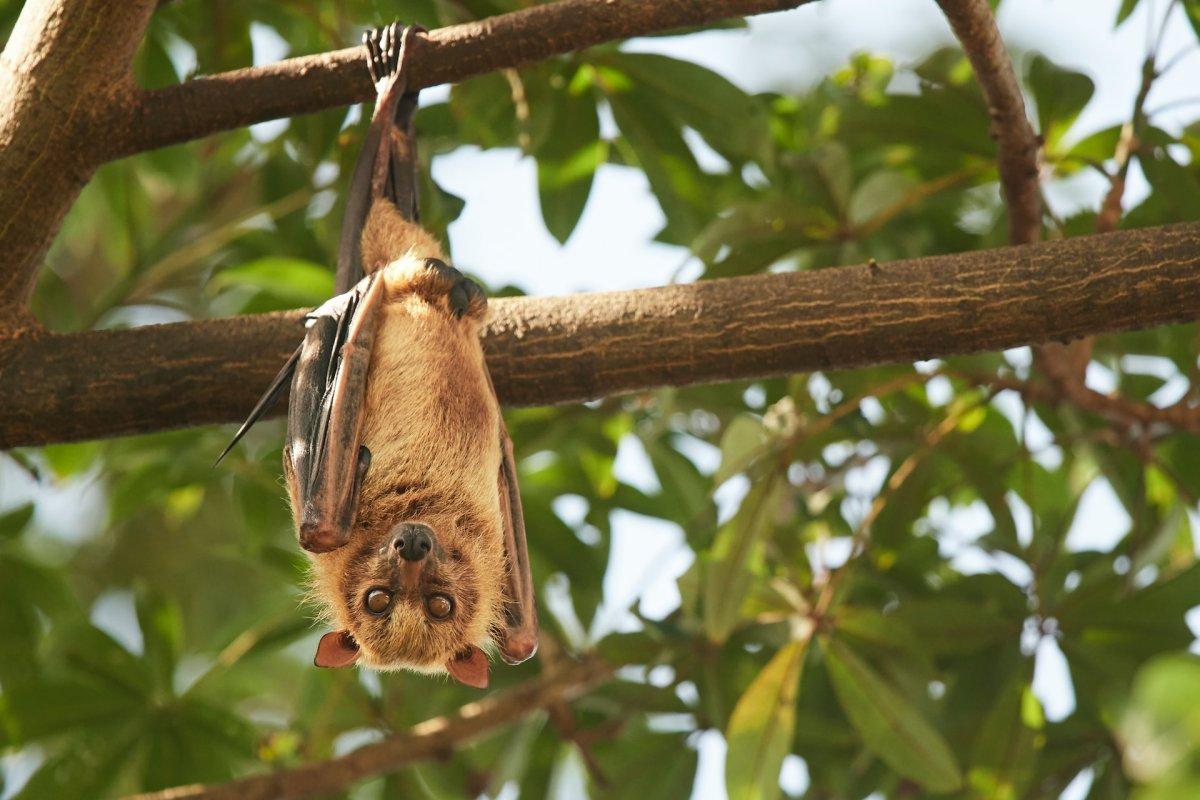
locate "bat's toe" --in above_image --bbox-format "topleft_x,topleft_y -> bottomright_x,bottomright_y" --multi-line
419,258 -> 488,320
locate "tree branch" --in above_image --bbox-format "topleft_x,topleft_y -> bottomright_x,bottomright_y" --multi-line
124,656 -> 612,800
100,0 -> 813,161
3,222 -> 1200,448
0,0 -> 158,326
934,0 -> 1042,246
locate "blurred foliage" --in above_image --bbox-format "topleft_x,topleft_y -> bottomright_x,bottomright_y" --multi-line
3,0 -> 1200,798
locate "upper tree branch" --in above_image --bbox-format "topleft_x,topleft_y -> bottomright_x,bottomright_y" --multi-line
100,0 -> 813,161
3,222 -> 1200,448
0,0 -> 158,325
125,657 -> 612,800
935,0 -> 1042,246
0,0 -> 809,336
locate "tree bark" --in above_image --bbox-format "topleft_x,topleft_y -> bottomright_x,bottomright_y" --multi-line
99,0 -> 812,161
0,0 -> 157,326
935,0 -> 1041,246
0,0 -> 810,337
3,222 -> 1199,448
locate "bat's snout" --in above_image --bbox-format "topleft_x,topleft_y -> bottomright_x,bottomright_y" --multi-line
392,522 -> 434,562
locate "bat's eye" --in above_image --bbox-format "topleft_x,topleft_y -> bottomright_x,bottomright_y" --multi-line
365,589 -> 392,615
426,594 -> 453,620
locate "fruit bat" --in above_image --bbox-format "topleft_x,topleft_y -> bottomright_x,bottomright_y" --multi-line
220,23 -> 537,688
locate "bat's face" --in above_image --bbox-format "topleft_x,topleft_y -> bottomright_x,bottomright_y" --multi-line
306,501 -> 507,687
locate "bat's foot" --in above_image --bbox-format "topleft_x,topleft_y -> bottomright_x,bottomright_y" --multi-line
427,259 -> 487,320
389,257 -> 487,320
364,22 -> 425,86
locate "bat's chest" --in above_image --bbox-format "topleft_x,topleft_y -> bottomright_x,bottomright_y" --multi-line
357,297 -> 500,499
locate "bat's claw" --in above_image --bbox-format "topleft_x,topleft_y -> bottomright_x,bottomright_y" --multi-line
420,258 -> 487,320
363,22 -> 425,87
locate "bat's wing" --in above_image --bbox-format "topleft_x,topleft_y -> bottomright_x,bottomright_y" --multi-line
490,374 -> 540,665
286,23 -> 421,553
221,22 -> 422,477
286,272 -> 386,553
214,347 -> 300,466
335,22 -> 423,294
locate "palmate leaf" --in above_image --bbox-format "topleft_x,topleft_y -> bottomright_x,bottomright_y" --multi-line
725,637 -> 807,800
824,637 -> 963,793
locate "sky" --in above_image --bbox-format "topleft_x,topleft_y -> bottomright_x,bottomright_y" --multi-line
3,1 -> 1200,798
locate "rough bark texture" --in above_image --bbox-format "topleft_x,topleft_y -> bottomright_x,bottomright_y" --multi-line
124,657 -> 612,800
935,0 -> 1041,246
0,0 -> 157,327
4,222 -> 1200,448
101,0 -> 812,160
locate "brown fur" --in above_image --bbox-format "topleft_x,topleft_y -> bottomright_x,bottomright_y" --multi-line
299,201 -> 507,674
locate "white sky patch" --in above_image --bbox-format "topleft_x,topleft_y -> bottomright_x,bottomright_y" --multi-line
690,729 -> 729,800
1034,635 -> 1077,723
1065,478 -> 1132,553
594,511 -> 693,636
89,589 -> 143,656
780,755 -> 810,797
613,434 -> 660,494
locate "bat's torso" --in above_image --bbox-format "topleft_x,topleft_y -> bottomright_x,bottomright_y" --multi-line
355,255 -> 503,530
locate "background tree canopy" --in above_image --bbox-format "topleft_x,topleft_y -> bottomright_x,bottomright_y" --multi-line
3,0 -> 1200,798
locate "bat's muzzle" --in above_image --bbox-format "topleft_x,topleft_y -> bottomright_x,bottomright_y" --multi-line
392,522 -> 434,562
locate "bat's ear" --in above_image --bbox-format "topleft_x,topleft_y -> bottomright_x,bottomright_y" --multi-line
315,630 -> 360,668
446,645 -> 489,689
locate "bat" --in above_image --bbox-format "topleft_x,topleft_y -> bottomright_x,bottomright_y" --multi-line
221,23 -> 537,688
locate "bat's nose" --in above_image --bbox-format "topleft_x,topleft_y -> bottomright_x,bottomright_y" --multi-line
393,523 -> 434,562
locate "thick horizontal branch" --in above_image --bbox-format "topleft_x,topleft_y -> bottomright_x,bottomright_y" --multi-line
125,657 -> 611,800
102,0 -> 811,160
3,222 -> 1200,449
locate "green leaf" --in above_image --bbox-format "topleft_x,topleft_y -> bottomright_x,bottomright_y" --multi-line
725,637 -> 808,800
892,598 -> 1016,655
1115,0 -> 1142,27
716,414 -> 768,485
599,52 -> 771,164
606,81 -> 712,244
209,257 -> 333,307
847,170 -> 918,229
135,588 -> 183,695
704,475 -> 785,643
967,667 -> 1043,800
825,637 -> 964,793
1184,0 -> 1200,43
531,66 -> 604,243
0,504 -> 33,541
1027,55 -> 1095,150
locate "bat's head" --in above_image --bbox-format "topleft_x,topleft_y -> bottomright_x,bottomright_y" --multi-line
305,502 -> 508,688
